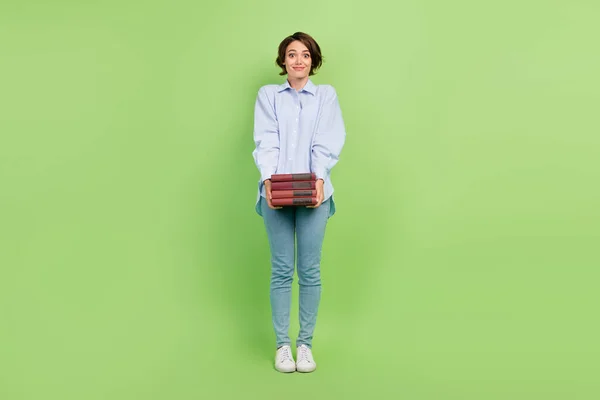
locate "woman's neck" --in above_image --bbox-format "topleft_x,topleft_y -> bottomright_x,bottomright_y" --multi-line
287,76 -> 309,91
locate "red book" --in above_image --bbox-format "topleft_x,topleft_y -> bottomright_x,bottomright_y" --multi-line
272,197 -> 318,206
271,173 -> 316,182
271,180 -> 316,190
271,189 -> 317,199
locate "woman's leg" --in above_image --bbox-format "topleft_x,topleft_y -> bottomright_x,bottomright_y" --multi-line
261,198 -> 296,348
295,198 -> 330,348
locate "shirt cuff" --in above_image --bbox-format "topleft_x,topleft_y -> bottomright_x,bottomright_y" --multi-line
261,169 -> 276,183
312,167 -> 326,181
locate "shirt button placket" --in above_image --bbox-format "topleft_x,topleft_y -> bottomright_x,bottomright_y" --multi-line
291,94 -> 300,162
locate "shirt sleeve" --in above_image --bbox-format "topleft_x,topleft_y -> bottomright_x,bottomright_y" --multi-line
252,87 -> 280,183
311,86 -> 346,181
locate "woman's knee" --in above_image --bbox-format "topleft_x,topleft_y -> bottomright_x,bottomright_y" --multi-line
297,264 -> 321,287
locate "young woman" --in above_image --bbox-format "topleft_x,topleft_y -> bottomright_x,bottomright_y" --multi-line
252,32 -> 346,373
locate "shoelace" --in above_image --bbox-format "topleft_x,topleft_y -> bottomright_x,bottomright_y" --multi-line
297,346 -> 311,363
278,347 -> 293,363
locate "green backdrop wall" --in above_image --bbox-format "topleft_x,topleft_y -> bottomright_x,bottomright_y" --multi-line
1,0 -> 598,399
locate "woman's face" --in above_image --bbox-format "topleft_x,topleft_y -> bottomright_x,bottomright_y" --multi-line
284,40 -> 312,79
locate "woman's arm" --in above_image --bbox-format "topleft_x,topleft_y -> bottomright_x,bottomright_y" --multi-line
311,86 -> 346,181
252,86 -> 280,184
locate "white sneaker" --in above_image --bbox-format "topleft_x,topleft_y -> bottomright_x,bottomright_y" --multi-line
296,344 -> 317,373
275,345 -> 296,373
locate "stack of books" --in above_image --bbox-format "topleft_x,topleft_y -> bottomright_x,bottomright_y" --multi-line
270,173 -> 318,206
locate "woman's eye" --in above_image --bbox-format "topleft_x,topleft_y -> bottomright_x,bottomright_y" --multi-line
304,54 -> 310,58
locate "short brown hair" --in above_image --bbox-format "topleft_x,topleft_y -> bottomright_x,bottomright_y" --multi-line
275,32 -> 323,76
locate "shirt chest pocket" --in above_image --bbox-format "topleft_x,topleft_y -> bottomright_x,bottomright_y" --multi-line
299,100 -> 320,136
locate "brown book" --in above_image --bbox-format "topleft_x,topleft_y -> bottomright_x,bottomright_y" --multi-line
272,197 -> 318,206
271,180 -> 316,190
271,189 -> 317,199
271,173 -> 316,182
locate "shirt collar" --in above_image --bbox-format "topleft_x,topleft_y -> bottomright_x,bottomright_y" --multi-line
277,79 -> 316,95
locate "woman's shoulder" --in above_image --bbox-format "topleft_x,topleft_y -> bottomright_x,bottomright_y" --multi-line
315,83 -> 335,90
314,83 -> 338,99
254,85 -> 281,107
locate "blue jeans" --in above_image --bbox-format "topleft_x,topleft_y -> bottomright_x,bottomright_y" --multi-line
260,197 -> 331,349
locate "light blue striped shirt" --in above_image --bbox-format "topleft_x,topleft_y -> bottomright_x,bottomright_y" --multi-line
252,79 -> 346,217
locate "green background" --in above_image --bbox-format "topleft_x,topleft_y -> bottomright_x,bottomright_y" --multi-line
1,0 -> 598,398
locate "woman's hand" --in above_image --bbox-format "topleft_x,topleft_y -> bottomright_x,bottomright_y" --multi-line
264,179 -> 283,210
307,179 -> 325,208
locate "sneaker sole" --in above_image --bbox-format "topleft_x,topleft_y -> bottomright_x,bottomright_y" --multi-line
296,364 -> 316,373
275,366 -> 296,373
